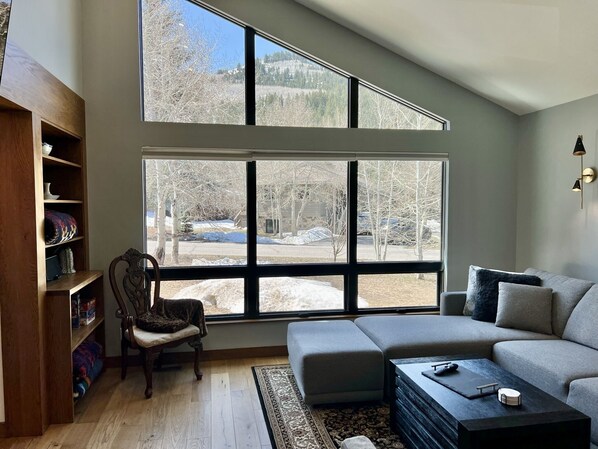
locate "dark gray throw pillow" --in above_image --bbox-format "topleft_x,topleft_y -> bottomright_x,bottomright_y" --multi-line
471,268 -> 542,322
495,282 -> 553,334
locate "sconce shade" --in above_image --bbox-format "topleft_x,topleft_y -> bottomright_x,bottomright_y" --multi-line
573,135 -> 586,156
572,179 -> 582,191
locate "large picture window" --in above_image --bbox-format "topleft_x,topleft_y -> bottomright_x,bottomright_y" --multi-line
140,1 -> 448,319
144,157 -> 445,319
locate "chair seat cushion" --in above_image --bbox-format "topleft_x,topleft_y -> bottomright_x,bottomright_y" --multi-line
126,324 -> 199,348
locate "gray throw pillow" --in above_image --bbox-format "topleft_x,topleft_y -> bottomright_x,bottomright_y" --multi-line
495,282 -> 553,334
472,269 -> 542,322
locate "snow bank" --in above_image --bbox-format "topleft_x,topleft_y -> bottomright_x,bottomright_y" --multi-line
174,276 -> 368,313
276,227 -> 332,245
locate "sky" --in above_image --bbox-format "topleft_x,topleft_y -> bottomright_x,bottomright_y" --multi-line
178,0 -> 284,71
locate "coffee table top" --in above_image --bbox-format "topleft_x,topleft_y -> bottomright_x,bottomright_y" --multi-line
392,358 -> 588,432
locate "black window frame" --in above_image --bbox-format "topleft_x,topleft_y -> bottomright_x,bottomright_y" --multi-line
146,159 -> 446,321
139,0 -> 446,130
140,0 -> 448,320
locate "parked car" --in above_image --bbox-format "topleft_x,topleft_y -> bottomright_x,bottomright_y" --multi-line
380,218 -> 432,246
357,212 -> 372,235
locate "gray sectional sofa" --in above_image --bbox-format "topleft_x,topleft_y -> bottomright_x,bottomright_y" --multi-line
287,268 -> 598,448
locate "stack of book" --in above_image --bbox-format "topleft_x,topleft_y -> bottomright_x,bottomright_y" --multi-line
80,297 -> 96,325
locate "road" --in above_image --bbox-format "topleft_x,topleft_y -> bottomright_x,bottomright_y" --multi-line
146,237 -> 440,264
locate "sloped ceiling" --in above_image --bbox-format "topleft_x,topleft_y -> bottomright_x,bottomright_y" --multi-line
295,0 -> 598,115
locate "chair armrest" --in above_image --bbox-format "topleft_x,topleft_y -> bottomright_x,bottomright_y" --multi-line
440,291 -> 467,316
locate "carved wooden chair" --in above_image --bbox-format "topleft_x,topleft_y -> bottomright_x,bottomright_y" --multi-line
109,248 -> 204,398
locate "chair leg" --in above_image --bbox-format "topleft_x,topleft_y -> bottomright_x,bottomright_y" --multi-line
121,338 -> 128,380
194,346 -> 203,381
190,338 -> 203,381
143,350 -> 159,399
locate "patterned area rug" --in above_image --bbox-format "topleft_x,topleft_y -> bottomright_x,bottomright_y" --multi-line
252,365 -> 404,449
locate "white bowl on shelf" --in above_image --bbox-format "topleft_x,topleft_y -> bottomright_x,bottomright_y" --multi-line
42,143 -> 53,156
44,193 -> 60,200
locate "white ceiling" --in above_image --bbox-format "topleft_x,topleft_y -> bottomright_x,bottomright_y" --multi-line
295,0 -> 598,115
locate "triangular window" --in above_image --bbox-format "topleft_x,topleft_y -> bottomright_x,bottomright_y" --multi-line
140,0 -> 446,130
359,83 -> 443,130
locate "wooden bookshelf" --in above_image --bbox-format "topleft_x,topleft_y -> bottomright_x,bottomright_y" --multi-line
46,272 -> 105,424
0,42 -> 104,435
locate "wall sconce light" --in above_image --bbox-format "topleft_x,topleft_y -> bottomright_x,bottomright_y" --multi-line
571,135 -> 596,209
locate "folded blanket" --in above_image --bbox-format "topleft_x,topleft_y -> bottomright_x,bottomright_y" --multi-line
74,358 -> 104,399
137,297 -> 207,337
72,340 -> 103,377
45,210 -> 78,245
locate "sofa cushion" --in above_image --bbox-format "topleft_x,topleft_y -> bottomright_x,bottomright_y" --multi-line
440,291 -> 467,316
563,285 -> 598,350
287,320 -> 384,405
354,315 -> 556,361
567,377 -> 598,445
470,268 -> 541,323
493,340 -> 598,402
524,268 -> 594,337
495,282 -> 553,335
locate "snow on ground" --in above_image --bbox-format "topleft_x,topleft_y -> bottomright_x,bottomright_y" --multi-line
200,232 -> 276,244
147,213 -> 332,246
276,227 -> 332,245
191,257 -> 247,266
200,226 -> 332,245
192,219 -> 237,231
174,276 -> 368,313
146,213 -> 237,231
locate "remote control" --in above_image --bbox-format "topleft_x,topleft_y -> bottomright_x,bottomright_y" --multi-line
434,363 -> 459,376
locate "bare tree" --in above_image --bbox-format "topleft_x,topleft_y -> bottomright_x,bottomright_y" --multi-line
359,87 -> 442,130
142,0 -> 244,124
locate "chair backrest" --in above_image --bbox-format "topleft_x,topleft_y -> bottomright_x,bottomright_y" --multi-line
109,248 -> 162,319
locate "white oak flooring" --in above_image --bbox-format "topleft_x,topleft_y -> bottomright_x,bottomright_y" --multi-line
0,356 -> 287,449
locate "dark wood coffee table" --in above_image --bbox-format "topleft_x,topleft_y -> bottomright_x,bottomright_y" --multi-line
390,358 -> 590,449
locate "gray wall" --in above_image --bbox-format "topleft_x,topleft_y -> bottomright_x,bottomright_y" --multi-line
82,0 -> 519,356
8,0 -> 83,96
516,94 -> 598,282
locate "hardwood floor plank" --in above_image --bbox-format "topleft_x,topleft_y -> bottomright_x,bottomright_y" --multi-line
231,390 -> 261,449
109,424 -> 142,449
136,439 -> 163,449
184,438 -> 208,449
210,373 -> 235,449
253,413 -> 271,448
162,395 -> 190,449
0,357 -> 289,449
85,369 -> 138,449
53,423 -> 95,449
187,401 -> 210,440
0,438 -> 33,449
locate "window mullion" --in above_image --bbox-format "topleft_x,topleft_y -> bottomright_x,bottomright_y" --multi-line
347,161 -> 358,313
245,27 -> 256,126
349,77 -> 359,129
246,161 -> 258,317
